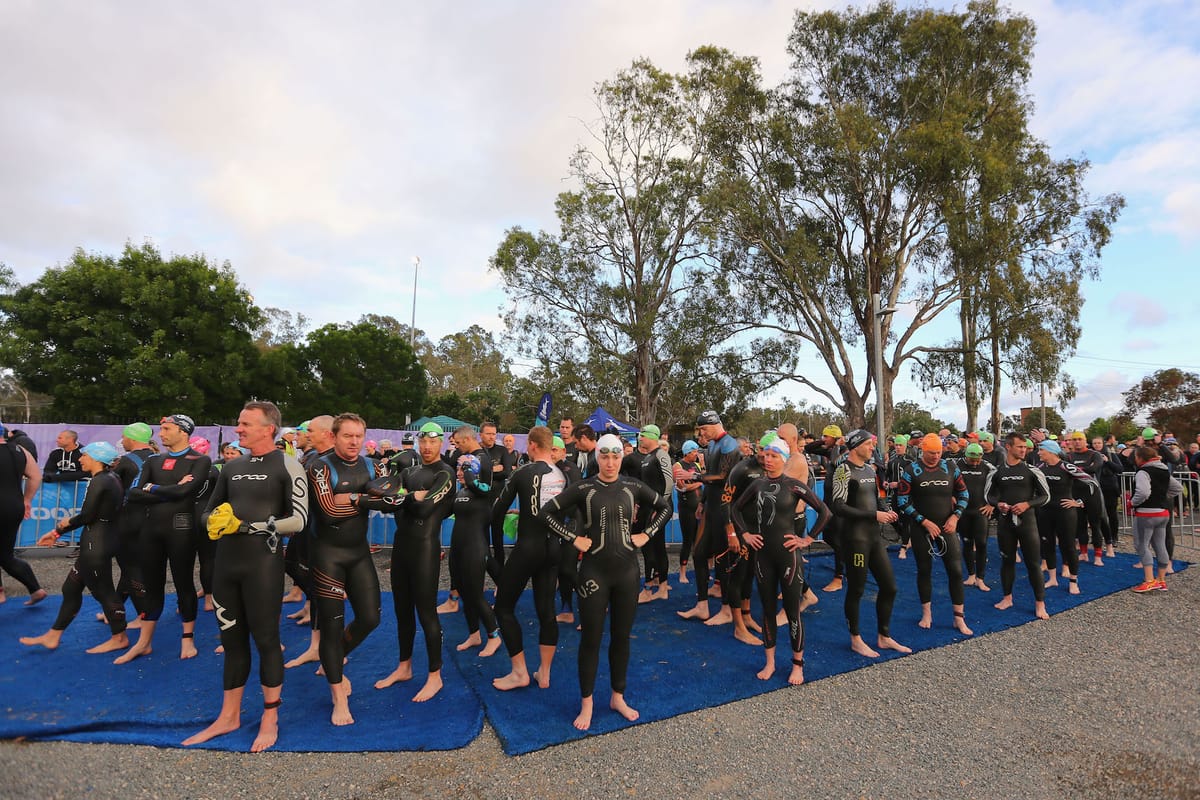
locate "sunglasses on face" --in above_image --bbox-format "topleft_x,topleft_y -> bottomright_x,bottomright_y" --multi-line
598,446 -> 623,455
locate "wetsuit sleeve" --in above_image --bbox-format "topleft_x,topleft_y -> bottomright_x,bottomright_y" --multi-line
952,463 -> 969,516
540,482 -> 584,543
463,449 -> 492,497
830,463 -> 876,520
1063,462 -> 1098,496
270,456 -> 310,535
146,456 -> 211,501
984,467 -> 999,507
1027,466 -> 1051,508
60,477 -> 106,532
729,477 -> 756,534
492,467 -> 520,516
636,481 -> 671,539
791,478 -> 831,538
200,467 -> 230,532
406,468 -> 455,519
655,449 -> 674,496
125,458 -> 163,505
895,464 -> 919,522
308,459 -> 358,521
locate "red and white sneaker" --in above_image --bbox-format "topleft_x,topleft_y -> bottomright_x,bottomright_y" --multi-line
1132,580 -> 1159,594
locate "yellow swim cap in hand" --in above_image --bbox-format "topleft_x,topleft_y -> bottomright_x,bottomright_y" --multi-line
207,503 -> 243,540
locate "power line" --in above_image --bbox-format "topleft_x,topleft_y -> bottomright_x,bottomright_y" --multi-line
1069,352 -> 1200,371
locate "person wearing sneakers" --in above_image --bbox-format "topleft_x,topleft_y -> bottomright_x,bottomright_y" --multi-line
1130,446 -> 1181,593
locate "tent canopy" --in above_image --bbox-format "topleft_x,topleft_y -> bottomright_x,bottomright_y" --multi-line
410,415 -> 477,433
582,406 -> 638,435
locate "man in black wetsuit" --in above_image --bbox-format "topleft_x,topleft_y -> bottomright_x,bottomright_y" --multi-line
1064,431 -> 1111,565
478,422 -> 512,583
282,414 -> 334,668
678,410 -> 742,623
118,414 -> 211,664
436,426 -> 493,615
375,422 -> 456,703
490,426 -> 567,691
895,434 -> 973,636
109,422 -> 154,625
731,437 -> 831,685
22,442 -> 128,654
0,420 -> 46,605
957,442 -> 996,591
541,433 -> 671,731
449,451 -> 502,656
830,429 -> 911,658
807,424 -> 847,591
984,432 -> 1050,620
184,400 -> 309,753
308,412 -> 400,725
622,424 -> 673,604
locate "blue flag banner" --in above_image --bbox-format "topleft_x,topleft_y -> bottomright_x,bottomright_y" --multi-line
534,392 -> 552,427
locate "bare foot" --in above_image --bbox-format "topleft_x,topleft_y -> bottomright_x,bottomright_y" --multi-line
822,578 -> 843,593
480,635 -> 502,657
282,586 -> 304,603
637,587 -> 656,604
776,609 -> 787,626
976,579 -> 990,592
1068,581 -> 1080,595
610,692 -> 639,722
1044,577 -> 1058,588
703,608 -> 732,627
993,596 -> 1014,611
532,668 -> 551,689
492,670 -> 530,691
183,715 -> 239,746
651,585 -> 670,601
756,661 -> 775,681
181,638 -> 198,660
214,644 -> 225,654
87,633 -> 129,654
898,546 -> 907,560
799,588 -> 818,612
456,631 -> 482,652
964,575 -> 976,586
284,645 -> 320,668
250,713 -> 278,753
204,596 -> 214,612
375,663 -> 413,690
330,682 -> 354,726
734,627 -> 762,646
113,641 -> 152,664
707,584 -> 723,598
788,662 -> 805,686
850,636 -> 879,658
678,571 -> 690,584
918,614 -> 932,629
574,697 -> 593,731
436,596 -> 459,614
294,612 -> 311,626
744,615 -> 762,634
413,672 -> 443,702
555,611 -> 575,623
1034,601 -> 1049,620
19,630 -> 62,650
953,616 -> 973,636
287,602 -> 309,621
877,636 -> 911,654
24,589 -> 48,606
0,586 -> 5,603
677,602 -> 710,621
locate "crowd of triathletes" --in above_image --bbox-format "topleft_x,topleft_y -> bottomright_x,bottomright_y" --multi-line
0,407 -> 1185,749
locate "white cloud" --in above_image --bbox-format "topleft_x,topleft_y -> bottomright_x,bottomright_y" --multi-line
1108,291 -> 1172,327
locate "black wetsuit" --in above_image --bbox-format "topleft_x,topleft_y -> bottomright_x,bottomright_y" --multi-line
112,448 -> 151,616
830,460 -> 897,638
717,455 -> 765,611
674,458 -> 702,568
308,452 -> 397,684
621,446 -> 674,587
193,462 -> 219,597
487,446 -> 518,576
806,440 -> 846,578
126,447 -> 211,624
1064,448 -> 1111,552
0,444 -> 42,595
492,461 -> 567,659
51,470 -> 126,635
390,457 -> 456,673
884,451 -> 913,549
694,432 -> 742,604
448,452 -> 499,640
204,449 -> 309,691
731,474 -> 830,654
956,459 -> 996,581
895,458 -> 970,606
542,475 -> 670,699
554,458 -> 582,614
984,459 -> 1050,601
1036,459 -> 1095,581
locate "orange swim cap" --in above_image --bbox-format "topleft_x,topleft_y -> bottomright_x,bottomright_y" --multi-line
921,433 -> 944,453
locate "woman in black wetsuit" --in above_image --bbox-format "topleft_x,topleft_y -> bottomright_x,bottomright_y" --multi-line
20,442 -> 128,654
731,437 -> 831,685
542,434 -> 671,731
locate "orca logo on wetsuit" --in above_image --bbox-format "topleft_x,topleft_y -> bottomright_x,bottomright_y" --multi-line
213,598 -> 237,631
231,473 -> 269,481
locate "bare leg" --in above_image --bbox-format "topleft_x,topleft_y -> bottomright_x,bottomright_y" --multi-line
555,610 -> 575,623
180,622 -> 198,660
183,687 -> 243,746
799,587 -> 818,612
757,647 -> 776,681
413,669 -> 442,702
250,687 -> 281,753
917,601 -> 932,629
732,609 -> 762,645
330,679 -> 354,726
1034,600 -> 1049,620
479,633 -> 502,657
952,607 -> 973,636
573,696 -> 594,731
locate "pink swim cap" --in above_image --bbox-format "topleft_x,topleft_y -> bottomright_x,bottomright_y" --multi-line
189,436 -> 211,455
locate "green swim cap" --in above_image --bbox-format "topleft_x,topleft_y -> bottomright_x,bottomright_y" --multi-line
419,422 -> 444,438
1142,427 -> 1157,438
123,422 -> 153,443
552,435 -> 565,449
758,431 -> 778,449
965,443 -> 983,457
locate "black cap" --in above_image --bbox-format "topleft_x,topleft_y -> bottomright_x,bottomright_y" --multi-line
696,410 -> 721,426
401,432 -> 414,445
845,429 -> 873,450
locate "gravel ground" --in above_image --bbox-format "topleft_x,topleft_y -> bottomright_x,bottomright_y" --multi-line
2,539 -> 1197,800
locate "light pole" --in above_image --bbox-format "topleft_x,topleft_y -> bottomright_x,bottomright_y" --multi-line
871,291 -> 897,461
410,256 -> 420,350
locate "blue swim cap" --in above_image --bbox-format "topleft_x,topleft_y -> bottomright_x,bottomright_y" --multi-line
81,441 -> 119,465
457,454 -> 481,475
681,440 -> 699,454
1038,439 -> 1062,456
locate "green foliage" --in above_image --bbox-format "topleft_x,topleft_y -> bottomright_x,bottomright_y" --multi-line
1121,369 -> 1200,437
889,401 -> 947,437
0,243 -> 262,422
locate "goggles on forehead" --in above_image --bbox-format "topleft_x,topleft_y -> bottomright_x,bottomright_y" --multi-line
416,431 -> 443,440
597,445 -> 623,455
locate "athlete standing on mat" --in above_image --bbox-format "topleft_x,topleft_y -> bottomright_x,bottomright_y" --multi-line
184,400 -> 309,753
542,433 -> 671,731
830,429 -> 911,658
956,442 -> 996,591
984,432 -> 1050,620
0,421 -> 47,606
21,442 -> 128,653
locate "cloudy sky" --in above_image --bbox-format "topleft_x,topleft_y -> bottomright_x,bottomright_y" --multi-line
3,0 -> 1196,429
